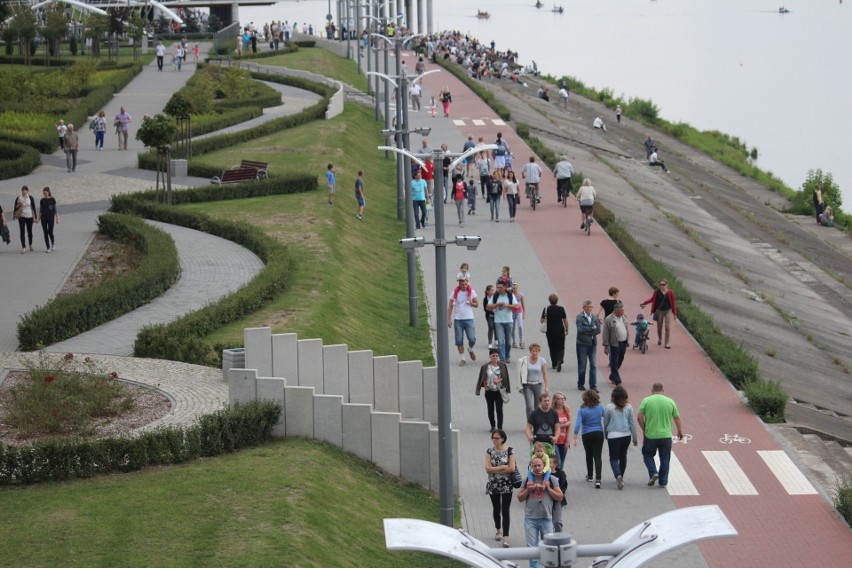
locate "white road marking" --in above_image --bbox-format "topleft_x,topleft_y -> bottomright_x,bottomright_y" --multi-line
492,119 -> 506,125
472,119 -> 485,126
664,452 -> 700,495
758,450 -> 818,495
453,120 -> 466,126
703,451 -> 758,495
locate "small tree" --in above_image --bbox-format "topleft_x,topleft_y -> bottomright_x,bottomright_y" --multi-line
106,7 -> 130,62
8,5 -> 37,65
126,10 -> 146,60
42,6 -> 68,65
207,13 -> 223,33
183,11 -> 201,33
791,169 -> 843,215
84,13 -> 109,58
136,114 -> 177,204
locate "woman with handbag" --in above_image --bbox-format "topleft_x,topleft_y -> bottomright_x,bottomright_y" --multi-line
14,186 -> 38,254
485,428 -> 516,548
476,348 -> 511,431
640,279 -> 677,348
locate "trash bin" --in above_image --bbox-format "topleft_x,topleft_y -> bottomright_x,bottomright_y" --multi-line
222,348 -> 246,382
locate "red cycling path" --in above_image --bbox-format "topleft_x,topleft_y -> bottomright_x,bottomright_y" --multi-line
418,67 -> 851,566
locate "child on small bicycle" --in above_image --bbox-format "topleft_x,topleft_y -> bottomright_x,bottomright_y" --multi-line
631,313 -> 653,347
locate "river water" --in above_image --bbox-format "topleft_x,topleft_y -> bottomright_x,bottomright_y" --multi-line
238,0 -> 852,207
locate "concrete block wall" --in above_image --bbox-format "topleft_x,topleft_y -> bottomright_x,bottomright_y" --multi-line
227,328 -> 458,494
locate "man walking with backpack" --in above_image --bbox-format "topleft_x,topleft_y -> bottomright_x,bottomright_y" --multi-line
488,281 -> 517,363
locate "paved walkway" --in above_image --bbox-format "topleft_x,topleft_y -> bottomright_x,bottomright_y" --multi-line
48,220 -> 264,356
397,53 -> 852,565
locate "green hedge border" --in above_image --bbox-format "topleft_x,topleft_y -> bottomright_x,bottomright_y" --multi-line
137,70 -> 333,176
0,62 -> 144,159
211,43 -> 299,59
0,140 -> 41,179
109,184 -> 302,366
16,213 -> 179,350
0,401 -> 280,485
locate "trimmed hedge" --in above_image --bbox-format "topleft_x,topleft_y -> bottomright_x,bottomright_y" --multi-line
191,106 -> 263,137
0,401 -> 280,485
0,62 -> 143,159
435,57 -> 511,121
137,70 -> 333,174
211,43 -> 299,59
109,192 -> 295,366
16,214 -> 179,350
110,175 -> 317,208
0,140 -> 41,179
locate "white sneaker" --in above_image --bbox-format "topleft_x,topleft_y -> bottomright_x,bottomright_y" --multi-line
45,249 -> 50,253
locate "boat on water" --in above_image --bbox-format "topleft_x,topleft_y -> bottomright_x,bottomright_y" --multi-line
476,10 -> 490,19
778,6 -> 790,13
552,5 -> 564,13
535,1 -> 544,9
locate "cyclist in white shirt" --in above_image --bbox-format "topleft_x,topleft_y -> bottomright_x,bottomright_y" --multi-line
575,178 -> 597,229
553,157 -> 574,203
521,157 -> 543,203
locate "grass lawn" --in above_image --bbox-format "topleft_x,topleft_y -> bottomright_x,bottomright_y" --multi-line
184,103 -> 433,364
0,438 -> 462,567
261,47 -> 369,92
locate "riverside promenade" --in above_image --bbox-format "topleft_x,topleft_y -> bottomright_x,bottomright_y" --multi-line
391,50 -> 852,565
0,40 -> 848,566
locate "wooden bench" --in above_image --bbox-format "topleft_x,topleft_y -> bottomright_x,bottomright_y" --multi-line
239,159 -> 269,180
211,167 -> 261,185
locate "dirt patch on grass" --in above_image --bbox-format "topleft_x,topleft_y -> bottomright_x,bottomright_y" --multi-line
59,233 -> 139,296
0,370 -> 171,446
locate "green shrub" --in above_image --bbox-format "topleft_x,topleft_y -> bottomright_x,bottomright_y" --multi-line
0,401 -> 280,485
833,474 -> 852,525
111,175 -> 316,208
0,140 -> 40,179
17,213 -> 179,350
189,107 -> 263,137
743,379 -> 788,423
6,352 -> 134,438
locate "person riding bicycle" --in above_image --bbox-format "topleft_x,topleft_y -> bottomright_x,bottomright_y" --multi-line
553,156 -> 574,203
521,156 -> 543,203
631,313 -> 653,348
575,178 -> 597,229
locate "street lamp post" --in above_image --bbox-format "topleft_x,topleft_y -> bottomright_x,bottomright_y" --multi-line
384,143 -> 495,528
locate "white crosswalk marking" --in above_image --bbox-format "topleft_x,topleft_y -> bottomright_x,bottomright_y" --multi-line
758,450 -> 818,495
703,451 -> 759,495
492,119 -> 506,125
664,452 -> 700,495
472,119 -> 485,126
453,120 -> 466,126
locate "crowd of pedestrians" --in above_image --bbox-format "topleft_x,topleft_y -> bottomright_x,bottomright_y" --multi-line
450,256 -> 685,554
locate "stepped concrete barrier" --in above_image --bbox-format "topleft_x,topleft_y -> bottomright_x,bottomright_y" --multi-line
226,327 -> 458,494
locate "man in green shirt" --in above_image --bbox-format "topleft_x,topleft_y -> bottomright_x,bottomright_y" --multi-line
637,383 -> 685,489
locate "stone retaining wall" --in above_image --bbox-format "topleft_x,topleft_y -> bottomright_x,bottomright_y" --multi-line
227,327 -> 458,494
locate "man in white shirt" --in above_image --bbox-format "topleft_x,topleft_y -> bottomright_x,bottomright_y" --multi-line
408,83 -> 422,111
155,41 -> 166,71
553,156 -> 574,202
593,116 -> 607,132
649,149 -> 669,173
448,277 -> 479,366
558,87 -> 569,109
521,156 -> 543,202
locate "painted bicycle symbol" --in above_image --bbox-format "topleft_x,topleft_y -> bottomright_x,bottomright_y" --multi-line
673,434 -> 693,444
719,433 -> 751,444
